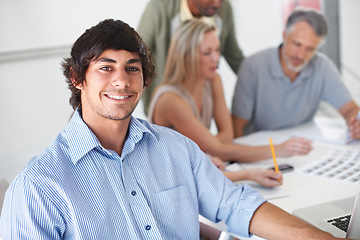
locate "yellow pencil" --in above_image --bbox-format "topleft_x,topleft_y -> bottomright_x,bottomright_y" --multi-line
269,137 -> 281,182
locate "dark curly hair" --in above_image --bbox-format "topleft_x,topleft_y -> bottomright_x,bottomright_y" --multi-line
62,19 -> 155,110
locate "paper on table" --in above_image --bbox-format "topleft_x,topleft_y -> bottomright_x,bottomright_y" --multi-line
296,148 -> 360,183
247,183 -> 289,200
291,116 -> 351,145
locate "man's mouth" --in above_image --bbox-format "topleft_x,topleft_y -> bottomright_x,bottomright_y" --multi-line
106,94 -> 131,100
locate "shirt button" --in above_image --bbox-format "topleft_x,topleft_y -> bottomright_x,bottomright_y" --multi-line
131,191 -> 136,196
145,225 -> 151,231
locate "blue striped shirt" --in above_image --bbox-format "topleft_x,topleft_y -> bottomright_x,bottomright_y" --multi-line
0,110 -> 265,239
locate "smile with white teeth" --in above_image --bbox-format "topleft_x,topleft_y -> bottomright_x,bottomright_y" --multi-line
107,94 -> 130,100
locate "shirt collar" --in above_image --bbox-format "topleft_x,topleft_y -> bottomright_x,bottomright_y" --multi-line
65,109 -> 155,164
180,0 -> 215,26
65,109 -> 100,164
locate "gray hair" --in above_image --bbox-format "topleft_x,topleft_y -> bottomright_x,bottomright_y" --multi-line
285,8 -> 328,39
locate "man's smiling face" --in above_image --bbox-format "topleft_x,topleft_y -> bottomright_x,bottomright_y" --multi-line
78,49 -> 145,123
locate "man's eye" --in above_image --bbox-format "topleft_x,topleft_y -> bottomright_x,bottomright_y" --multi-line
306,47 -> 315,52
100,66 -> 112,71
128,67 -> 140,72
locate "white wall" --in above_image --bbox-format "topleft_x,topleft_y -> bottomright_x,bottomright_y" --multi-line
339,1 -> 360,102
0,0 -> 359,184
0,0 -> 149,52
0,0 -> 148,184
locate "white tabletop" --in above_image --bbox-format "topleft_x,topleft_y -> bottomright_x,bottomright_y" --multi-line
200,120 -> 360,239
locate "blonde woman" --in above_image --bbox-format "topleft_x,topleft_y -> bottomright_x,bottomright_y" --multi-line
148,19 -> 312,186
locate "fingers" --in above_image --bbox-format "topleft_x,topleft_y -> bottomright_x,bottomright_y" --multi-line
253,169 -> 283,188
265,169 -> 283,185
292,137 -> 313,155
260,176 -> 283,188
281,137 -> 313,157
350,119 -> 360,140
266,169 -> 283,179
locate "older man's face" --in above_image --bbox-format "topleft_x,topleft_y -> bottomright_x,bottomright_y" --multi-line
281,21 -> 323,72
189,0 -> 224,17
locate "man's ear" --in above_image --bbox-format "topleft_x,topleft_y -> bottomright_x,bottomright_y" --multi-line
72,78 -> 83,90
70,67 -> 83,90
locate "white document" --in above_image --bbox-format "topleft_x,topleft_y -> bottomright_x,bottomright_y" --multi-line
296,149 -> 360,183
291,116 -> 351,145
226,163 -> 289,200
247,183 -> 290,200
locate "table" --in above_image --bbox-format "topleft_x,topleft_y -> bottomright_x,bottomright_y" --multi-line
200,121 -> 360,239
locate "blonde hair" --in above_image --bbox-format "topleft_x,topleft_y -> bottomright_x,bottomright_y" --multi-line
162,19 -> 216,87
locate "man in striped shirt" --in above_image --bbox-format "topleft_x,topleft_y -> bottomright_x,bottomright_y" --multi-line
0,19 -> 348,240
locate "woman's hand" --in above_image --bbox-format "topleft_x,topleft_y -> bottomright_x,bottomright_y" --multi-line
246,168 -> 283,188
276,137 -> 313,157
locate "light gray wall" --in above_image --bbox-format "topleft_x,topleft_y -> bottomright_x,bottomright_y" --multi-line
339,1 -> 360,101
0,0 -> 148,184
0,0 -> 359,184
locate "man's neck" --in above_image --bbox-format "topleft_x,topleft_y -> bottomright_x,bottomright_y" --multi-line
283,66 -> 299,83
83,114 -> 130,156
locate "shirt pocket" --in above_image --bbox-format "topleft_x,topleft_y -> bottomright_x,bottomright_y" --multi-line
153,184 -> 198,238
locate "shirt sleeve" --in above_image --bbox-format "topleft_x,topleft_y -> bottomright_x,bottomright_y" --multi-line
231,57 -> 257,120
220,1 -> 245,74
137,0 -> 160,50
319,54 -> 352,108
188,139 -> 266,237
0,175 -> 65,240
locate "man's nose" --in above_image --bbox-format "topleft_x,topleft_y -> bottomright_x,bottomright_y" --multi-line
112,70 -> 130,88
294,46 -> 306,61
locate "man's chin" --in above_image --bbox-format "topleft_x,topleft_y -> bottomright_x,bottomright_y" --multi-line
204,8 -> 218,16
288,62 -> 307,73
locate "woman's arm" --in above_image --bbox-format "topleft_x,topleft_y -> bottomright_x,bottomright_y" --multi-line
210,73 -> 234,143
152,91 -> 312,162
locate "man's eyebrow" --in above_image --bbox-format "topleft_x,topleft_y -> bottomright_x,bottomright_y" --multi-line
127,58 -> 141,64
95,57 -> 116,63
94,58 -> 141,64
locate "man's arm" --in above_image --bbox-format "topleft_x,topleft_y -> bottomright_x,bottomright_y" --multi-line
231,56 -> 256,137
338,100 -> 360,140
249,202 -> 349,240
0,176 -> 64,239
137,0 -> 160,50
219,1 -> 245,74
231,114 -> 249,138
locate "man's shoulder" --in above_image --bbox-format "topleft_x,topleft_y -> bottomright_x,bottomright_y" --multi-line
243,47 -> 275,66
133,117 -> 196,146
135,117 -> 184,137
21,132 -> 69,179
311,51 -> 336,67
218,0 -> 232,11
250,47 -> 274,59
